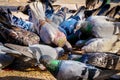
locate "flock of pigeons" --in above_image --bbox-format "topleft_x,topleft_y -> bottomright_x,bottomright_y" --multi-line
0,0 -> 120,80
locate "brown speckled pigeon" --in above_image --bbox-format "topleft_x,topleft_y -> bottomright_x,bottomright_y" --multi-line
69,52 -> 120,70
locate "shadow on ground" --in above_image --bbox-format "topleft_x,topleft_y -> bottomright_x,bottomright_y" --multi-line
0,76 -> 43,80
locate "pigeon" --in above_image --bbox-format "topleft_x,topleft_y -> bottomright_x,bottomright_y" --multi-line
81,36 -> 118,52
17,5 -> 30,15
0,42 -> 21,69
43,0 -> 57,18
86,16 -> 120,38
28,0 -> 55,22
60,6 -> 86,36
0,23 -> 40,46
42,19 -> 72,51
29,1 -> 72,50
18,0 -> 57,19
105,5 -> 120,18
74,16 -> 120,52
97,3 -> 110,15
40,55 -> 119,80
0,52 -> 15,69
80,52 -> 120,70
39,19 -> 67,47
97,0 -> 111,10
44,20 -> 73,51
85,0 -> 111,18
28,1 -> 46,31
85,0 -> 99,9
0,8 -> 40,46
75,16 -> 120,39
69,52 -> 120,70
4,43 -> 65,70
49,7 -> 68,25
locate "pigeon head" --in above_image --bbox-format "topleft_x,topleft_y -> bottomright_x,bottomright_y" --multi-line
61,7 -> 69,13
75,20 -> 89,32
55,47 -> 64,57
40,55 -> 53,65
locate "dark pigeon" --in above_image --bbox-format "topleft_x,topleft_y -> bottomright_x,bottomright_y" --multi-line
85,0 -> 111,18
0,43 -> 21,69
86,0 -> 99,9
69,52 -> 120,70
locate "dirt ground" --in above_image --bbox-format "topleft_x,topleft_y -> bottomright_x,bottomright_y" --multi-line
0,0 -> 120,80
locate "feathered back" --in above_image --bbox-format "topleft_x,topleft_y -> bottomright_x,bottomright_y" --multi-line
29,1 -> 46,34
72,6 -> 86,21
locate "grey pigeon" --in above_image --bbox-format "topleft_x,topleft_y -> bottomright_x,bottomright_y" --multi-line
49,7 -> 68,25
60,6 -> 86,36
75,16 -> 120,52
43,19 -> 72,51
75,16 -> 119,39
40,55 -> 118,80
81,36 -> 118,52
4,43 -> 64,70
39,19 -> 67,47
29,2 -> 71,49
